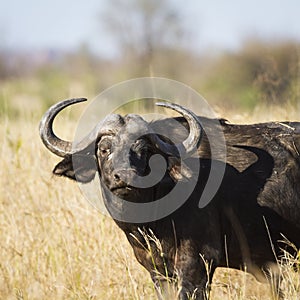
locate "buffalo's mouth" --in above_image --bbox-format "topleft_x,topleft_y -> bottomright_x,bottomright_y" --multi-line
111,185 -> 133,192
110,185 -> 135,197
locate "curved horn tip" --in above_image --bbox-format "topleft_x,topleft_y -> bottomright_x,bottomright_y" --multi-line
156,101 -> 173,108
61,97 -> 88,105
70,97 -> 87,102
54,97 -> 88,108
155,101 -> 202,158
39,97 -> 88,157
156,101 -> 187,111
39,97 -> 88,134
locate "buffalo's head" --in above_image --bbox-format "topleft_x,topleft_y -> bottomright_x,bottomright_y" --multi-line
39,98 -> 202,215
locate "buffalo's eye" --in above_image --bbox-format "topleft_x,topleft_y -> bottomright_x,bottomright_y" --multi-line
99,148 -> 110,156
98,138 -> 112,157
131,139 -> 148,158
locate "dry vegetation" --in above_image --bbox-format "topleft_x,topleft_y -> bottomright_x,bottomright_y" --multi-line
0,94 -> 299,300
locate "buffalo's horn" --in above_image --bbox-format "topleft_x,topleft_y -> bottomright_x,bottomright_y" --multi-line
39,98 -> 87,157
155,102 -> 203,158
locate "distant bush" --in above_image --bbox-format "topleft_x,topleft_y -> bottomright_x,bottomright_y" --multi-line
200,40 -> 300,109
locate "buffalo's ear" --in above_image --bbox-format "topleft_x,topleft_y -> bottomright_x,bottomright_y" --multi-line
167,157 -> 193,182
53,154 -> 97,183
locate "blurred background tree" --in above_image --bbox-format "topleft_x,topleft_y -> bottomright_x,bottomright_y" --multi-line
101,0 -> 186,76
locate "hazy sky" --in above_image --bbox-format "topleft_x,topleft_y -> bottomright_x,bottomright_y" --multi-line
1,0 -> 300,57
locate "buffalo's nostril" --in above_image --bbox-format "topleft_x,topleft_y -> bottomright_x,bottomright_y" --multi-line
112,169 -> 136,184
113,173 -> 121,182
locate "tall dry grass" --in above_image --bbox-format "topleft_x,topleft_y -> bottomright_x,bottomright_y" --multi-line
0,99 -> 300,299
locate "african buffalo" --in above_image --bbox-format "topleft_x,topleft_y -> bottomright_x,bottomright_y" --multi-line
39,98 -> 300,299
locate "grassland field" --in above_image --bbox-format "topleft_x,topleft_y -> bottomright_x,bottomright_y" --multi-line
1,84 -> 300,300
